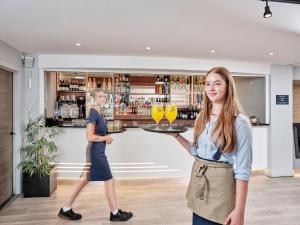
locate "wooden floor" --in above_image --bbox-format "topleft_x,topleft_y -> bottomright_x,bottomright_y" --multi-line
0,175 -> 300,225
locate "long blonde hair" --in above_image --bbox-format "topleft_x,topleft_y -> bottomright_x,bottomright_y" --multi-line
193,67 -> 243,153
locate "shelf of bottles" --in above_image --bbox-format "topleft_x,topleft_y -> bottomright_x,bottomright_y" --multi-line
192,75 -> 205,107
86,91 -> 114,120
114,75 -> 170,117
170,75 -> 191,107
57,77 -> 86,92
54,72 -> 204,127
85,76 -> 115,120
55,73 -> 115,123
55,73 -> 87,124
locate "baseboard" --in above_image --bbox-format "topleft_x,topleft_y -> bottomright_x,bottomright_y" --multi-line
264,169 -> 295,178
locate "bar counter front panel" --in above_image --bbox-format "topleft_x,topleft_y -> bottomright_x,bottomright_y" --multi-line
55,126 -> 268,178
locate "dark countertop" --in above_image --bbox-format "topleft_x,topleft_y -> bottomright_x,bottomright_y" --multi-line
252,123 -> 270,126
52,123 -> 270,128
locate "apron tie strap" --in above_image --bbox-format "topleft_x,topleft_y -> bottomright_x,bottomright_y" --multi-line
194,164 -> 209,200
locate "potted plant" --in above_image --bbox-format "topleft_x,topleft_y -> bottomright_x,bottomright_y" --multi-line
20,115 -> 63,197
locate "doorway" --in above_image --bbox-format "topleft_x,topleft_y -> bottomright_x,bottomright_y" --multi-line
0,68 -> 13,207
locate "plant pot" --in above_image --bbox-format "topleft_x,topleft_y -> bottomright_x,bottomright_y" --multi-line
23,167 -> 57,197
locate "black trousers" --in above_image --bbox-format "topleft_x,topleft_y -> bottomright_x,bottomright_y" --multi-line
192,213 -> 222,225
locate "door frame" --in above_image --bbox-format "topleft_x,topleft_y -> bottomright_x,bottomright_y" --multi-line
0,67 -> 14,207
0,62 -> 23,195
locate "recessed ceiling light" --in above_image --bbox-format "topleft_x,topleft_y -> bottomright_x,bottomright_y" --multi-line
210,50 -> 216,53
269,52 -> 274,56
75,42 -> 81,46
146,46 -> 151,50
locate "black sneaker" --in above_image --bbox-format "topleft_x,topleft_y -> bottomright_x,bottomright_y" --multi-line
58,208 -> 82,220
110,209 -> 133,221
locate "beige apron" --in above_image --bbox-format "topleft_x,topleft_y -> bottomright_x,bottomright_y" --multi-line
186,157 -> 236,224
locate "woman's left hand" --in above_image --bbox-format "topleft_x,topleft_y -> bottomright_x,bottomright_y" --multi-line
162,133 -> 178,138
224,209 -> 244,225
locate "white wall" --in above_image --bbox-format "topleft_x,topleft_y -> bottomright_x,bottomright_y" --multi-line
44,72 -> 57,117
38,55 -> 270,75
267,65 -> 294,177
234,77 -> 266,123
0,40 -> 24,195
294,66 -> 300,80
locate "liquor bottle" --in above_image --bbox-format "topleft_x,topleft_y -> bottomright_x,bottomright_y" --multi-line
78,80 -> 82,91
97,80 -> 101,89
102,78 -> 106,91
72,79 -> 75,91
92,78 -> 97,90
107,78 -> 112,92
125,75 -> 130,93
156,75 -> 160,82
82,80 -> 86,91
58,80 -> 62,91
87,78 -> 91,91
65,80 -> 70,91
115,76 -> 119,92
75,80 -> 79,91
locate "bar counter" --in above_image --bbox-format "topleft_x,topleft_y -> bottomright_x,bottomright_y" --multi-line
54,125 -> 269,178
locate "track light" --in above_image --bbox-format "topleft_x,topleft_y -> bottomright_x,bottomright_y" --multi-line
263,0 -> 272,18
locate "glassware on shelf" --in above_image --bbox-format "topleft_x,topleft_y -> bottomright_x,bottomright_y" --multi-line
53,101 -> 60,119
69,103 -> 79,119
107,121 -> 114,132
60,103 -> 70,119
113,120 -> 122,131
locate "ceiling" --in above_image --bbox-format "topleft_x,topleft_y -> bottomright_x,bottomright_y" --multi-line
0,0 -> 300,65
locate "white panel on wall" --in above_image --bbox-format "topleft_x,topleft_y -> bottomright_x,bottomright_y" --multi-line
294,66 -> 300,80
268,65 -> 294,177
38,55 -> 270,75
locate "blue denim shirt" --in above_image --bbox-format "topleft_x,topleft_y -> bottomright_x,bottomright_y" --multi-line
190,114 -> 253,181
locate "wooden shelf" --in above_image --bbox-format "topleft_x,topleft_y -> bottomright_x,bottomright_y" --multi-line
114,115 -> 195,123
129,76 -> 155,86
110,92 -> 168,96
115,115 -> 151,120
57,90 -> 85,93
129,93 -> 168,95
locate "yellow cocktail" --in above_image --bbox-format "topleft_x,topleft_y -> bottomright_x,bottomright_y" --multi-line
151,104 -> 164,128
165,104 -> 177,129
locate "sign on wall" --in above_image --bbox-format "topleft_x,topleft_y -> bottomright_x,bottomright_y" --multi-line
276,95 -> 289,105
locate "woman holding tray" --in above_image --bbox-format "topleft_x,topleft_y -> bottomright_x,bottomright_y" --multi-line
168,67 -> 252,225
58,91 -> 133,222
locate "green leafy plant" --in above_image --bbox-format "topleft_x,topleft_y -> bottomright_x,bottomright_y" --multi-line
20,115 -> 63,177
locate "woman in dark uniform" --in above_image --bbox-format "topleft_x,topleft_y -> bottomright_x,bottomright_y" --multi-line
58,91 -> 133,222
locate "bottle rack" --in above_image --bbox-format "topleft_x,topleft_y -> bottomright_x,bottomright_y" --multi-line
54,72 -> 205,125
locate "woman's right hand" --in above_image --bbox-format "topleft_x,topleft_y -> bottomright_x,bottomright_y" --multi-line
104,135 -> 113,144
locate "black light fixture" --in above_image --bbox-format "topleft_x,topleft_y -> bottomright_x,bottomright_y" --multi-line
263,0 -> 272,18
